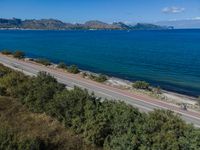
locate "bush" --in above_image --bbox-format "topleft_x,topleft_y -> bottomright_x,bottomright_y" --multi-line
23,72 -> 65,113
0,71 -> 29,98
67,65 -> 80,74
57,62 -> 67,69
89,74 -> 107,82
35,58 -> 51,66
1,50 -> 12,55
132,81 -> 150,90
13,51 -> 25,59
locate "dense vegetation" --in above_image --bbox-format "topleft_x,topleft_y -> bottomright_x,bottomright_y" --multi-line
0,64 -> 200,150
0,97 -> 94,150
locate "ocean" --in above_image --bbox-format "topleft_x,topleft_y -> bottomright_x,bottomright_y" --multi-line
0,29 -> 199,96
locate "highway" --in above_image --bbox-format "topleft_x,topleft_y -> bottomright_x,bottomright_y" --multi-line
0,54 -> 200,127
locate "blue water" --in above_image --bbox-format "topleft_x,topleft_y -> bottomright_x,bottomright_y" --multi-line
0,30 -> 200,96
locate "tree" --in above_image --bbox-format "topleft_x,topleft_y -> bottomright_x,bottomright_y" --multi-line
13,51 -> 25,59
0,71 -> 29,97
132,81 -> 150,90
67,65 -> 80,74
23,72 -> 65,112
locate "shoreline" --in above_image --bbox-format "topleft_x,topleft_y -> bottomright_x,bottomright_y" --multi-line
26,57 -> 200,111
1,52 -> 198,112
23,54 -> 200,97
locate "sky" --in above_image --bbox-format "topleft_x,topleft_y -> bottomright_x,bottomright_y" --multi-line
0,0 -> 200,23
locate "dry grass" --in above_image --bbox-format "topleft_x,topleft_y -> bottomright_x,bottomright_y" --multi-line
0,96 -> 98,150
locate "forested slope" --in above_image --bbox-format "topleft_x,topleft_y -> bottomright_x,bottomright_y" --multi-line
0,64 -> 199,150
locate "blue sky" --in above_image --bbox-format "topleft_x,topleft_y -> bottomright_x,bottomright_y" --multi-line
0,0 -> 200,23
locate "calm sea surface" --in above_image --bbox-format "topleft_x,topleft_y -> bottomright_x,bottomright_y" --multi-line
0,30 -> 200,96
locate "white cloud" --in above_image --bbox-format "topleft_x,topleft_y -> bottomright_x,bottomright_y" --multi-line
192,17 -> 200,20
162,7 -> 185,14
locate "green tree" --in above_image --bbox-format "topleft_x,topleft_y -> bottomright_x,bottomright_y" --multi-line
0,71 -> 29,97
23,72 -> 65,112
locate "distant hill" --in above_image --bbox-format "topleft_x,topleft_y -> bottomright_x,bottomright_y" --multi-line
132,23 -> 173,30
156,19 -> 200,29
0,18 -> 173,30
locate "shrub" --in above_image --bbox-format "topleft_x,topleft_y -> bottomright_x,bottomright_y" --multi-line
67,65 -> 80,74
35,58 -> 51,66
89,74 -> 107,82
1,50 -> 12,55
132,81 -> 150,90
23,72 -> 65,113
96,74 -> 107,82
13,51 -> 25,59
57,62 -> 67,69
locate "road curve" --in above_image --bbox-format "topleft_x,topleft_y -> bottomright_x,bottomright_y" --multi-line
0,54 -> 200,127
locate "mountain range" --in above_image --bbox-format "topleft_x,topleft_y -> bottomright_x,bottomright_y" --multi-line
0,18 -> 173,30
156,19 -> 200,29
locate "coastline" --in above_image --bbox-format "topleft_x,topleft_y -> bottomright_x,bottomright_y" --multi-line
1,52 -> 200,128
1,29 -> 200,97
1,52 -> 199,112
26,57 -> 200,112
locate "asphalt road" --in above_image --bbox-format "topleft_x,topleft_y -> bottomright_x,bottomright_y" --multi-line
0,54 -> 200,127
